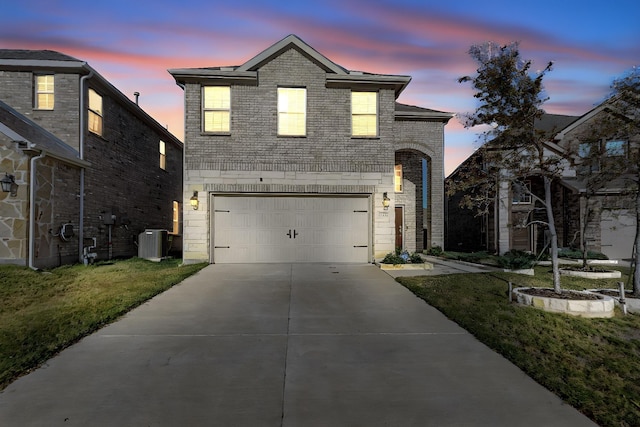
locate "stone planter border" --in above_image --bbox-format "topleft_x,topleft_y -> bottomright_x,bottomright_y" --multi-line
512,287 -> 615,318
503,268 -> 534,276
379,262 -> 433,271
559,269 -> 622,279
587,289 -> 640,314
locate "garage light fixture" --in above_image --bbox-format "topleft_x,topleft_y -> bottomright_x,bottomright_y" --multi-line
382,192 -> 390,210
1,173 -> 18,197
190,191 -> 199,210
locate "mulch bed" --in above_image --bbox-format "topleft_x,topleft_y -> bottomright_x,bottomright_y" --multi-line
518,288 -> 603,300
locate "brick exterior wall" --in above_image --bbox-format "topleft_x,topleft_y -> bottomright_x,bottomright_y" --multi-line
0,71 -> 81,151
81,83 -> 183,260
0,63 -> 183,266
179,44 -> 446,263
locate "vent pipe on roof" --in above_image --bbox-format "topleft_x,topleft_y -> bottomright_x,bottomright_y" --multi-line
134,92 -> 140,105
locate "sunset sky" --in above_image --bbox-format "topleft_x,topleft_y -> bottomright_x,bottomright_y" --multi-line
2,0 -> 638,175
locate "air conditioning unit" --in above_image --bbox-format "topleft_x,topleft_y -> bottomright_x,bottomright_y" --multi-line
138,229 -> 168,261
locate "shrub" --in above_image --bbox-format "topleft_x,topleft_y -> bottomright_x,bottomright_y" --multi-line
382,252 -> 406,264
382,250 -> 424,264
426,245 -> 443,256
498,250 -> 536,269
557,249 -> 608,260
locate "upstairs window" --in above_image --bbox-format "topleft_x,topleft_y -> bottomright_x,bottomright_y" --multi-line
605,140 -> 626,157
351,91 -> 377,137
159,141 -> 166,170
394,165 -> 403,192
88,88 -> 103,136
278,87 -> 306,136
203,86 -> 230,133
512,181 -> 532,204
578,142 -> 599,173
35,75 -> 54,110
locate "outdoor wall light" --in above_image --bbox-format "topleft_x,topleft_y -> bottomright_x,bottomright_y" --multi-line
1,173 -> 18,197
382,192 -> 390,210
190,191 -> 199,210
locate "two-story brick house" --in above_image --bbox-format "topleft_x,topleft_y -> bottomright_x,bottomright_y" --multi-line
0,50 -> 183,268
170,35 -> 452,264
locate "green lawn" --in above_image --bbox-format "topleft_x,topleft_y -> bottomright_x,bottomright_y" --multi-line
398,266 -> 640,427
0,258 -> 207,390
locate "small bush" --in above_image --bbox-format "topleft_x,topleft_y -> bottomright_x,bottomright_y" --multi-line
498,250 -> 536,269
382,250 -> 424,264
382,252 -> 406,264
558,249 -> 608,260
426,246 -> 443,256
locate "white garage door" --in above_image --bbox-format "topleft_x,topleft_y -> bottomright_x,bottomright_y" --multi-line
212,195 -> 370,263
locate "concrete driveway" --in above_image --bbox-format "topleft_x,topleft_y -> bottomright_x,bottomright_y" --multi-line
0,264 -> 595,426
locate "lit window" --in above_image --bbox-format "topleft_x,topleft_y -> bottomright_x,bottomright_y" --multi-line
512,181 -> 531,204
351,92 -> 377,137
35,75 -> 54,110
159,141 -> 166,170
278,87 -> 306,136
605,140 -> 626,157
172,201 -> 179,234
394,165 -> 403,193
203,86 -> 230,133
88,88 -> 103,135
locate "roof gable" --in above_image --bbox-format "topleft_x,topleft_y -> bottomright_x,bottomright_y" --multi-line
236,34 -> 347,75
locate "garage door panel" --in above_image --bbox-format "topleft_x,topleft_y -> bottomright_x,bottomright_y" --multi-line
213,195 -> 370,263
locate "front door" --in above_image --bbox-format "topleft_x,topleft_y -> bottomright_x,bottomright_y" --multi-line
395,206 -> 403,250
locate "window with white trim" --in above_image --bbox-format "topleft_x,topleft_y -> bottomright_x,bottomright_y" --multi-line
278,87 -> 306,136
88,88 -> 103,135
512,181 -> 532,204
394,165 -> 403,193
351,91 -> 377,137
35,75 -> 54,110
203,86 -> 230,133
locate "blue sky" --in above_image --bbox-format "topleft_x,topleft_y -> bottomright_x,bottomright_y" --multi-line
1,0 -> 638,175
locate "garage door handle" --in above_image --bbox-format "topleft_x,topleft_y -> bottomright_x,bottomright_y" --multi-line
354,245 -> 367,248
287,230 -> 292,238
293,230 -> 298,238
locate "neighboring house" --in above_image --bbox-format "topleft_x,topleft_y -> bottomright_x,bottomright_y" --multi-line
447,105 -> 639,260
0,50 -> 183,268
556,99 -> 639,260
169,35 -> 452,264
445,114 -> 580,255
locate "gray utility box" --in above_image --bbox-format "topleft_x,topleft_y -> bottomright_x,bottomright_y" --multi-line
138,229 -> 169,261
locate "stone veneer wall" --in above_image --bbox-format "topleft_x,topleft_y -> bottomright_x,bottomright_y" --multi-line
0,140 -> 29,264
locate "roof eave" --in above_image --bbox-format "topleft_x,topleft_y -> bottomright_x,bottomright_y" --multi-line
326,74 -> 411,97
168,68 -> 258,86
0,59 -> 88,73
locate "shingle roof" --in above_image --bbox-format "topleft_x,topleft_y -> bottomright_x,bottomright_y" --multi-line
0,49 -> 80,61
534,114 -> 579,133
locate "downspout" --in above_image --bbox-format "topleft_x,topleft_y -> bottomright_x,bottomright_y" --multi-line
28,150 -> 46,270
78,67 -> 93,263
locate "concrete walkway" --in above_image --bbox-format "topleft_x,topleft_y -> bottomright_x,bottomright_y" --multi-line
0,264 -> 596,426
